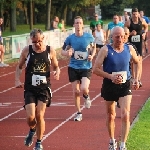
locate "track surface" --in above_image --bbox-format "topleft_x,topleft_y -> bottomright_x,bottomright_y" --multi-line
0,34 -> 150,150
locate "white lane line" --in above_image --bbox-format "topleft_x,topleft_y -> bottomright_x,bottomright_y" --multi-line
0,86 -> 16,94
0,108 -> 24,121
0,82 -> 70,122
42,93 -> 101,141
0,65 -> 67,78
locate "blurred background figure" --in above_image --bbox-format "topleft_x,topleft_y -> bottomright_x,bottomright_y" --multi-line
58,19 -> 66,32
50,16 -> 59,30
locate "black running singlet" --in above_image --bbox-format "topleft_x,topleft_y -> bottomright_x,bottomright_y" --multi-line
24,45 -> 51,90
128,18 -> 143,56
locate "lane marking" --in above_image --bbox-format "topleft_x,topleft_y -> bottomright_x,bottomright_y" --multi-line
42,93 -> 101,141
0,83 -> 70,122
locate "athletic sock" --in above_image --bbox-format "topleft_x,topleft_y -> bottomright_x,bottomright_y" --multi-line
30,127 -> 36,132
120,142 -> 126,148
83,94 -> 89,99
37,139 -> 41,143
110,138 -> 115,144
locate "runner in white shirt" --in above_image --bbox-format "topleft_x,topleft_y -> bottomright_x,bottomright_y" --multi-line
93,23 -> 106,55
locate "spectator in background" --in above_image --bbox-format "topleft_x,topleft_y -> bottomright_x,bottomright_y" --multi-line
0,17 -> 9,67
50,16 -> 59,30
90,13 -> 103,34
58,19 -> 66,32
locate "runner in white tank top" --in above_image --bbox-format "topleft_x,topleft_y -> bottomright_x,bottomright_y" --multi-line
93,23 -> 106,55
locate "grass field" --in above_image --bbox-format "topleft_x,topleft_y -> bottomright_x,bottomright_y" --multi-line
127,99 -> 150,150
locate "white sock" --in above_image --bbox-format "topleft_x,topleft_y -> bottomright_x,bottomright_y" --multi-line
110,138 -> 115,143
120,142 -> 126,148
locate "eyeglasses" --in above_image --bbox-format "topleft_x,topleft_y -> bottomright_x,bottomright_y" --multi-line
114,35 -> 124,39
32,40 -> 42,44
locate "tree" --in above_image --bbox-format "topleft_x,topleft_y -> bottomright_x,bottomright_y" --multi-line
45,0 -> 51,30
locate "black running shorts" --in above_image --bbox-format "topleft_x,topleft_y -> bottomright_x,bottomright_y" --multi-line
68,67 -> 92,82
101,78 -> 132,101
24,87 -> 52,107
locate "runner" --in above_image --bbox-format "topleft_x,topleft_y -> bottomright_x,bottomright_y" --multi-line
93,26 -> 140,150
125,8 -> 148,87
61,16 -> 96,121
15,28 -> 60,150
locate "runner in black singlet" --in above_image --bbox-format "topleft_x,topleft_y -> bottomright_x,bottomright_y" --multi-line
125,8 -> 148,87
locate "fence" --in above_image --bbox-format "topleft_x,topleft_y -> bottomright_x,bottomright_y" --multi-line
3,24 -> 108,60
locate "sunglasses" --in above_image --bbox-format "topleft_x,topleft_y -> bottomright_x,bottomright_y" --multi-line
125,33 -> 129,35
94,16 -> 98,17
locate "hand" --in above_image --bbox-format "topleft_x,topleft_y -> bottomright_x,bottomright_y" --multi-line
132,79 -> 139,90
131,30 -> 137,36
53,71 -> 60,80
111,74 -> 123,84
15,80 -> 23,88
142,32 -> 146,40
87,55 -> 93,61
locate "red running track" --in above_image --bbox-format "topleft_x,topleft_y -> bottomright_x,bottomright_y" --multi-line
0,34 -> 150,150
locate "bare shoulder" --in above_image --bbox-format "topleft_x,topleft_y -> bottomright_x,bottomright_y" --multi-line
49,46 -> 56,58
21,46 -> 29,58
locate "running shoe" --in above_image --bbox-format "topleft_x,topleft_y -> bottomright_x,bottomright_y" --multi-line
0,62 -> 9,67
119,147 -> 127,150
109,140 -> 117,150
24,130 -> 36,147
74,113 -> 82,121
33,142 -> 43,150
139,81 -> 142,88
84,95 -> 91,109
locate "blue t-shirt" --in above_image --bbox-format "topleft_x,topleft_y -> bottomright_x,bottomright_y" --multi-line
108,22 -> 124,30
103,44 -> 131,80
63,33 -> 94,69
143,16 -> 150,24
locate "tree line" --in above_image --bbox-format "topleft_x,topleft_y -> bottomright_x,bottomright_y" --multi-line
0,0 -> 149,32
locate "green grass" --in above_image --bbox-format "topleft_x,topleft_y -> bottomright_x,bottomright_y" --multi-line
2,20 -> 111,37
126,99 -> 150,150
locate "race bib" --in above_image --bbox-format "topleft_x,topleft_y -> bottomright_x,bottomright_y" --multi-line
112,71 -> 127,83
131,35 -> 140,42
32,74 -> 47,86
74,51 -> 88,60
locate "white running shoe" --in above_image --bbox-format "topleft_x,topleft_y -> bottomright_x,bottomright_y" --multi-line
74,113 -> 82,121
119,147 -> 127,150
109,140 -> 117,150
0,62 -> 9,67
84,96 -> 91,109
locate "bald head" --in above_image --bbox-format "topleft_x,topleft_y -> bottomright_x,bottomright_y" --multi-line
111,26 -> 124,36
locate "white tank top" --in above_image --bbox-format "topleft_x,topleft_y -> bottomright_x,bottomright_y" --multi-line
94,29 -> 105,45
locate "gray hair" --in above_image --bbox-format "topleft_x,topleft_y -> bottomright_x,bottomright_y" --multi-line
30,28 -> 43,38
111,26 -> 124,36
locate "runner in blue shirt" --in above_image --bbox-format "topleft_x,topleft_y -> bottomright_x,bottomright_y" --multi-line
61,16 -> 96,121
106,14 -> 124,43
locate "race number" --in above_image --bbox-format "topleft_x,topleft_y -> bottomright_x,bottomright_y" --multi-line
112,71 -> 127,83
74,51 -> 88,60
131,35 -> 140,42
32,74 -> 47,86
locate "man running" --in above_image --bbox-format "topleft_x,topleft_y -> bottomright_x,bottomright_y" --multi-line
15,29 -> 60,150
106,14 -> 124,43
61,16 -> 96,121
93,26 -> 140,150
125,8 -> 148,87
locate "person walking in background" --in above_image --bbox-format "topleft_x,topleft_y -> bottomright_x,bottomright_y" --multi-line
15,29 -> 60,150
106,14 -> 124,43
61,16 -> 96,121
90,13 -> 103,34
93,23 -> 106,55
58,19 -> 66,32
93,26 -> 140,150
50,16 -> 59,30
125,8 -> 148,87
0,17 -> 9,67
